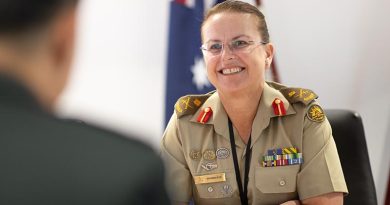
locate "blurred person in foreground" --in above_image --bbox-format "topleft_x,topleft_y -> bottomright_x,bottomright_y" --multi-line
0,0 -> 170,204
161,1 -> 348,205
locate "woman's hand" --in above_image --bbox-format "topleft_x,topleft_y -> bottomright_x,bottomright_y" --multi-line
280,200 -> 301,205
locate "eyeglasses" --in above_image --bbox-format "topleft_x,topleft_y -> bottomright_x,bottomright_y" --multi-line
201,39 -> 267,56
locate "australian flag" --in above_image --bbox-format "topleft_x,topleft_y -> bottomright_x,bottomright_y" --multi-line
164,0 -> 226,125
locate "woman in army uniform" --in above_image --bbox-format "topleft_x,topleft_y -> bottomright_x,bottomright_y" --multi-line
161,1 -> 348,205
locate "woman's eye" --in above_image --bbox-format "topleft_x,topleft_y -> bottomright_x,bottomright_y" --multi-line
209,43 -> 222,51
232,40 -> 249,48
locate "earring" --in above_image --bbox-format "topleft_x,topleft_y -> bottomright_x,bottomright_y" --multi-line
265,58 -> 270,65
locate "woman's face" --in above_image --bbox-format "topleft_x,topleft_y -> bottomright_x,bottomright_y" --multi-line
201,12 -> 273,95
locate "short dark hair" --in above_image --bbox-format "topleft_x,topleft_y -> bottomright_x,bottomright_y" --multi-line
202,0 -> 270,43
0,0 -> 78,35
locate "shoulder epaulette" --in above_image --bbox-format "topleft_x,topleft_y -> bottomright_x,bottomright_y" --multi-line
174,91 -> 214,118
267,81 -> 287,90
279,87 -> 318,105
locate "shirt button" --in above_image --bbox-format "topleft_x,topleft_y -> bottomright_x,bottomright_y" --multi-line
279,180 -> 286,186
208,186 -> 214,192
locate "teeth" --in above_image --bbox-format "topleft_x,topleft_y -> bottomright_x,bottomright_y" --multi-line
222,67 -> 243,75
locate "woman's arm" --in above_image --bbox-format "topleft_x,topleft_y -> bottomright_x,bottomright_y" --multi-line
280,192 -> 344,205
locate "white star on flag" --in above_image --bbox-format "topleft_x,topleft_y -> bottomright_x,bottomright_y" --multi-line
191,57 -> 211,91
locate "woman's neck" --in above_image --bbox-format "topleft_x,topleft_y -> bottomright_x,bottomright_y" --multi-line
219,87 -> 263,144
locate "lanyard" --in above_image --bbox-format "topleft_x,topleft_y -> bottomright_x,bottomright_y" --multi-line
228,118 -> 252,205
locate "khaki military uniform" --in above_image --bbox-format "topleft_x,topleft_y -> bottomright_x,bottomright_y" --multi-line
161,82 -> 348,205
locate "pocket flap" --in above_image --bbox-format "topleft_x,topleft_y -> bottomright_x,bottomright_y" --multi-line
255,166 -> 299,194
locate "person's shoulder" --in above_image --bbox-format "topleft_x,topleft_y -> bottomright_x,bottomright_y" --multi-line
60,118 -> 156,154
173,90 -> 215,119
267,81 -> 318,106
267,81 -> 326,123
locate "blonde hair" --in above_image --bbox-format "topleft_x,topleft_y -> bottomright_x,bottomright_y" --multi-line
201,0 -> 269,43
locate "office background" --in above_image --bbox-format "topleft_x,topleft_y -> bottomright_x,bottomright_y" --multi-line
57,0 -> 390,204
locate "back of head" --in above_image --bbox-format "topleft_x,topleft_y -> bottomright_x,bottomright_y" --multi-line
0,2 -> 171,204
0,0 -> 78,35
0,0 -> 78,111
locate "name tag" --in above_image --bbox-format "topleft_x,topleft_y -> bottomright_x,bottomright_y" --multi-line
194,173 -> 226,184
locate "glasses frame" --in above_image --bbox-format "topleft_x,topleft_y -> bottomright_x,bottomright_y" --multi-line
200,40 -> 268,56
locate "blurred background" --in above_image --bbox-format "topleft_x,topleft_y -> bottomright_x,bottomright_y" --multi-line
57,0 -> 390,204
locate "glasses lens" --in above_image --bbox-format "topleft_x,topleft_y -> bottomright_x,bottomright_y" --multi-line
206,42 -> 223,54
230,40 -> 253,52
202,40 -> 259,55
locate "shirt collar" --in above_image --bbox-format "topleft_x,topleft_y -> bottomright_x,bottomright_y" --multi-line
190,92 -> 229,138
190,82 -> 297,144
251,82 -> 296,146
0,74 -> 44,113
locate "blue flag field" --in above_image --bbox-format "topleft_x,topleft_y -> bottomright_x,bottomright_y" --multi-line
165,0 -> 226,125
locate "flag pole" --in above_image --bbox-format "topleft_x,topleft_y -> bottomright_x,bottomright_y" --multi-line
386,169 -> 390,205
270,59 -> 281,83
256,0 -> 281,83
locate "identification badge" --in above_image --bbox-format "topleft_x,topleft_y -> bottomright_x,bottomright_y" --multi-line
194,173 -> 226,184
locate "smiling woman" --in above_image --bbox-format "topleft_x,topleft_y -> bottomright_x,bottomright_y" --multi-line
161,1 -> 348,205
201,12 -> 271,96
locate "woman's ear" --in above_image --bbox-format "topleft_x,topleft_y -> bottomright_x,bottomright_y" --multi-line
265,43 -> 274,64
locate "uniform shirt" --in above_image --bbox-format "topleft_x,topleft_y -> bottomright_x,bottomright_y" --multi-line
161,82 -> 348,205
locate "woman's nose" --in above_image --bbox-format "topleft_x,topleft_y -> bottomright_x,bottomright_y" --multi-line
221,44 -> 236,61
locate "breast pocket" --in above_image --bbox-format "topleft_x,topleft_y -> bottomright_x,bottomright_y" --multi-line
193,171 -> 237,199
255,165 -> 299,194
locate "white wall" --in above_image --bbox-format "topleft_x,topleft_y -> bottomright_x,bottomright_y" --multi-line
58,0 -> 390,204
58,0 -> 169,146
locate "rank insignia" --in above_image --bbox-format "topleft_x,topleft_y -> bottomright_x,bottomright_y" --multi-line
280,88 -> 318,105
272,98 -> 286,116
261,147 -> 303,167
174,93 -> 213,118
307,104 -> 325,123
197,107 -> 213,124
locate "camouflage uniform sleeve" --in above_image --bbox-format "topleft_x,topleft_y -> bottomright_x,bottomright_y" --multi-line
160,113 -> 192,203
297,102 -> 348,200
